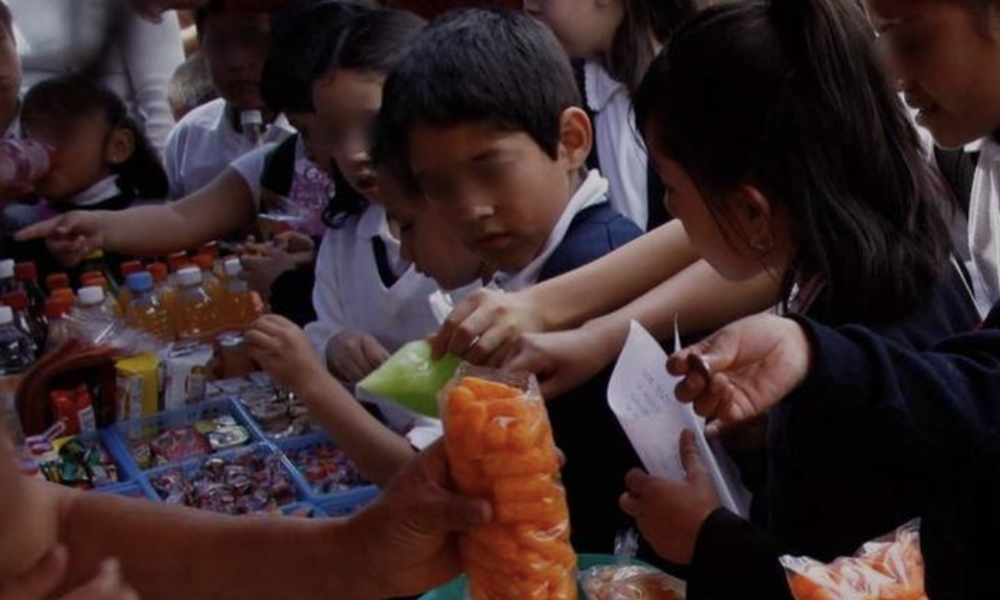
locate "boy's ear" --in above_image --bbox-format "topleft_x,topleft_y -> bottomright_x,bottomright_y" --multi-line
104,126 -> 136,167
558,107 -> 593,170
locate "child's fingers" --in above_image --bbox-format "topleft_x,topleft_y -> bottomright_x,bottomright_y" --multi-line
678,430 -> 708,482
461,323 -> 513,366
623,468 -> 654,498
1,545 -> 69,600
619,491 -> 642,518
15,216 -> 63,242
360,337 -> 390,369
243,330 -> 279,354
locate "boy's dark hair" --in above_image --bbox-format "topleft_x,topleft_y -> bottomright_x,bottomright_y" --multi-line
634,0 -> 952,325
195,0 -> 274,37
376,8 -> 581,185
21,75 -> 169,200
608,0 -> 696,92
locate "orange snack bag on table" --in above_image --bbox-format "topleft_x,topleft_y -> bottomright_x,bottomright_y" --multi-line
781,520 -> 927,600
442,368 -> 577,600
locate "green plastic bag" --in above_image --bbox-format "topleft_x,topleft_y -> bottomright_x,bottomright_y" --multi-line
357,340 -> 460,417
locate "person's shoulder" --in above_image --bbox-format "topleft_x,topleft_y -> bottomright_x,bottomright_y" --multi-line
172,98 -> 228,135
541,204 -> 642,281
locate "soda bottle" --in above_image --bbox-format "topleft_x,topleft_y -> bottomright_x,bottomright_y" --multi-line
14,262 -> 47,321
192,253 -> 224,304
50,288 -> 75,304
44,296 -> 74,351
220,258 -> 259,331
0,306 -> 35,374
76,384 -> 96,433
74,286 -> 116,320
2,291 -> 45,352
45,272 -> 71,295
148,262 -> 176,313
78,251 -> 120,297
172,267 -> 219,343
124,272 -> 173,341
50,390 -> 79,436
0,139 -> 50,189
117,261 -> 144,310
80,276 -> 121,317
0,260 -> 16,296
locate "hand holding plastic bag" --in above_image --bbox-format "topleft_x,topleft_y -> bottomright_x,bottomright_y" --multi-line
358,340 -> 460,417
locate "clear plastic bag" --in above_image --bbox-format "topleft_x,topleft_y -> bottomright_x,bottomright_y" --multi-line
579,530 -> 686,600
441,366 -> 576,600
781,520 -> 927,600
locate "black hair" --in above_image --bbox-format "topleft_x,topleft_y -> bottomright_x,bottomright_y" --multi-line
195,0 -> 281,37
311,7 -> 426,228
634,0 -> 952,324
376,8 -> 580,194
607,0 -> 696,92
21,75 -> 169,200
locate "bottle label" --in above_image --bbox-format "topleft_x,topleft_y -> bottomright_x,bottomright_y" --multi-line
78,405 -> 97,433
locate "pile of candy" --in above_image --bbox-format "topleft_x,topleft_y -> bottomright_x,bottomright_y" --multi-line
242,389 -> 322,439
149,452 -> 297,515
130,415 -> 251,470
33,437 -> 121,489
581,566 -> 686,600
285,442 -> 370,495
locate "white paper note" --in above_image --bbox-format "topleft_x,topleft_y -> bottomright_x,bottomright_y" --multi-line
608,320 -> 749,516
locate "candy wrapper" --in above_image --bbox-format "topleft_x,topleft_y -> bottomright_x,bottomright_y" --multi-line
359,340 -> 460,418
781,520 -> 927,600
580,566 -> 685,600
442,366 -> 576,600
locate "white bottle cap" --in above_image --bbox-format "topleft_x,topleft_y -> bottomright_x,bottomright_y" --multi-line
0,259 -> 13,279
0,306 -> 11,325
240,110 -> 263,128
177,267 -> 203,287
78,286 -> 105,306
223,258 -> 243,277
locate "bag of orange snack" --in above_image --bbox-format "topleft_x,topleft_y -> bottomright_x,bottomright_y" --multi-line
781,520 -> 927,600
441,366 -> 577,600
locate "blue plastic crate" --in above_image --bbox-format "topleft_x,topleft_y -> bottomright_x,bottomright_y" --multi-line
232,392 -> 327,442
143,444 -> 305,516
30,430 -> 138,491
107,398 -> 260,472
275,433 -> 380,505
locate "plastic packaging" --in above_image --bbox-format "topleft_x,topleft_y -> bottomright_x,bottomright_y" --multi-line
15,262 -> 47,317
44,297 -> 74,351
117,261 -> 144,308
219,259 -> 259,331
0,260 -> 17,296
163,344 -> 214,409
442,367 -> 576,600
124,272 -> 173,341
193,254 -> 224,304
172,267 -> 219,342
3,290 -> 45,352
358,340 -> 460,418
115,353 -> 160,421
78,251 -> 120,297
782,520 -> 926,600
0,306 -> 34,374
0,138 -> 50,188
148,262 -> 176,313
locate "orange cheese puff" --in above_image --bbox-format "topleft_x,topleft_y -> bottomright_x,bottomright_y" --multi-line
448,384 -> 477,411
483,448 -> 559,478
450,402 -> 490,456
507,413 -> 547,452
494,473 -> 561,504
483,418 -> 509,451
463,377 -> 520,400
486,395 -> 529,419
550,572 -> 577,600
515,522 -> 575,564
788,573 -> 838,600
460,536 -> 515,575
496,496 -> 567,527
450,459 -> 490,496
465,525 -> 522,564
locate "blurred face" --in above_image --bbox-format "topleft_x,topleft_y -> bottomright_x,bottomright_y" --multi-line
410,112 -> 589,274
379,172 -> 487,290
23,111 -> 133,201
0,22 -> 20,134
867,0 -> 1000,148
311,70 -> 383,199
201,11 -> 271,110
523,0 -> 623,57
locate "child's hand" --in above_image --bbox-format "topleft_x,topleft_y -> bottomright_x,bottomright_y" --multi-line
619,430 -> 721,566
326,330 -> 391,384
667,314 -> 814,437
431,288 -> 543,364
239,241 -> 315,301
504,327 -> 619,398
0,546 -> 139,600
15,212 -> 105,268
245,315 -> 327,391
272,231 -> 315,254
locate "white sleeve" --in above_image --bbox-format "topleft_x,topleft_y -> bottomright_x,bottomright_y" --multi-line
229,144 -> 276,212
305,230 -> 349,360
163,125 -> 185,199
121,7 -> 184,156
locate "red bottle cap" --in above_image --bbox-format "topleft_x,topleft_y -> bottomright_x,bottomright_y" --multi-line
44,296 -> 71,319
14,262 -> 37,282
199,241 -> 219,259
168,252 -> 189,271
46,273 -> 70,292
51,288 -> 75,303
193,254 -> 214,270
2,290 -> 29,310
148,262 -> 168,283
120,261 -> 144,278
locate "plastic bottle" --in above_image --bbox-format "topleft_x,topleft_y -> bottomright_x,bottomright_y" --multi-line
78,251 -> 120,297
3,291 -> 45,352
76,385 -> 96,433
50,390 -> 79,436
50,288 -> 75,304
0,139 -> 51,189
15,262 -> 47,325
117,261 -> 144,309
75,286 -> 115,320
81,276 -> 121,317
45,272 -> 71,295
44,297 -> 74,351
148,262 -> 176,313
220,259 -> 259,331
0,260 -> 16,296
0,306 -> 35,375
172,267 -> 219,342
240,110 -> 265,147
192,253 -> 224,304
124,272 -> 173,341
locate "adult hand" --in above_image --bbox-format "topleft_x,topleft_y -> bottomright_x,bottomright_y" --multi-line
0,547 -> 140,600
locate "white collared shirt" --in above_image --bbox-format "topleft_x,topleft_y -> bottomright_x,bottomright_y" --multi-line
304,203 -> 442,359
65,176 -> 121,208
963,136 -> 1000,316
585,60 -> 650,230
493,169 -> 611,292
163,99 -> 295,199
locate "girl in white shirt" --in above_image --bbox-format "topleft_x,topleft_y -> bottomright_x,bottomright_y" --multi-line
523,0 -> 695,231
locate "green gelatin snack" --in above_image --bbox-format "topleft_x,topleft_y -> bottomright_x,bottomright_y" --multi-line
357,340 -> 460,417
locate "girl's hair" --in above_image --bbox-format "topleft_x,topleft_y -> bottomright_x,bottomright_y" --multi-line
634,0 -> 952,324
317,7 -> 426,228
608,0 -> 696,91
21,75 -> 169,200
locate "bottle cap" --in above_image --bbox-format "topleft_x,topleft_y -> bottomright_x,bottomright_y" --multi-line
240,110 -> 264,128
46,273 -> 70,292
0,259 -> 13,279
176,267 -> 203,287
51,288 -> 75,303
193,254 -> 214,270
14,262 -> 37,282
81,270 -> 102,282
82,276 -> 108,291
168,252 -> 189,271
126,272 -> 154,293
45,297 -> 71,319
199,241 -> 219,259
0,306 -> 12,325
120,261 -> 143,278
2,290 -> 28,310
78,286 -> 105,306
148,262 -> 168,283
223,258 -> 243,277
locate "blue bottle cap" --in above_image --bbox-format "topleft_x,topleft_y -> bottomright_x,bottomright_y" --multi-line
126,271 -> 154,293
